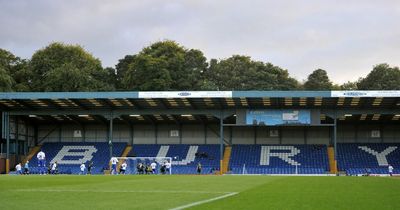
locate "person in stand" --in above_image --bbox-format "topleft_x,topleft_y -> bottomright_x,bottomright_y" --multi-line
88,161 -> 93,175
197,163 -> 202,175
388,165 -> 394,176
24,161 -> 30,175
15,163 -> 22,175
210,167 -> 215,174
366,168 -> 371,176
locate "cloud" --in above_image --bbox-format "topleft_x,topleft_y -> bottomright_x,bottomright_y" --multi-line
1,0 -> 400,83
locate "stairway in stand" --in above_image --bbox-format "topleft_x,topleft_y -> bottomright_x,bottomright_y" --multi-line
328,146 -> 337,174
222,145 -> 232,174
22,145 -> 42,165
117,145 -> 133,170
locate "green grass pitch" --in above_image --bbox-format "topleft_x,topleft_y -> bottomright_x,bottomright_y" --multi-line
0,175 -> 399,210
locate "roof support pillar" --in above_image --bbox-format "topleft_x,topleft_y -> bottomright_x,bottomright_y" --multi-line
219,110 -> 224,172
179,124 -> 182,144
333,117 -> 337,161
254,127 -> 257,145
130,124 -> 134,145
2,112 -> 10,174
204,124 -> 207,144
155,124 -> 158,144
34,124 -> 38,146
15,116 -> 19,157
58,124 -> 62,143
82,124 -> 86,143
355,124 -> 358,143
107,112 -> 114,160
24,120 -> 28,155
229,126 -> 233,145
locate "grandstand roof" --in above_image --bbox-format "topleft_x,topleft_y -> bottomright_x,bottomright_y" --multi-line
1,91 -> 400,124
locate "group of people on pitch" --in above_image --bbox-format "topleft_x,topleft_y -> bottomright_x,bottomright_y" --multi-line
14,161 -> 30,175
136,161 -> 173,175
15,151 -> 205,175
14,150 -> 57,175
14,150 -> 96,175
359,165 -> 395,176
79,161 -> 94,175
109,156 -> 172,175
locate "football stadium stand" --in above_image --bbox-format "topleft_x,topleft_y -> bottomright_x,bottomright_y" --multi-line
28,142 -> 126,174
128,144 -> 220,174
337,143 -> 400,175
2,90 -> 400,175
9,142 -> 400,175
229,145 -> 329,174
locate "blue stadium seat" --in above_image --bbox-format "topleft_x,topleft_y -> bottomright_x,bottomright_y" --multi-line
229,145 -> 329,174
337,143 -> 400,175
29,142 -> 126,174
129,144 -> 221,174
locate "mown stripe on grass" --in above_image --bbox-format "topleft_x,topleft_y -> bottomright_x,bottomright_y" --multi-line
169,192 -> 239,210
13,189 -> 233,194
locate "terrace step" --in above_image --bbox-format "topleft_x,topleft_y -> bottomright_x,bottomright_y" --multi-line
117,145 -> 133,170
328,146 -> 337,174
22,145 -> 41,165
222,146 -> 232,174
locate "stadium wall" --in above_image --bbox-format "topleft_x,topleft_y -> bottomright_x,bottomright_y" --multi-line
35,122 -> 400,145
37,124 -> 221,145
337,124 -> 400,143
0,116 -> 33,155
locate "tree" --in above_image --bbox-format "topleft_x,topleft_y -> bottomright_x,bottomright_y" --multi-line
0,49 -> 16,91
263,63 -> 300,90
120,40 -> 207,90
115,55 -> 136,90
104,67 -> 118,90
304,69 -> 333,90
183,49 -> 208,90
0,49 -> 17,68
205,56 -> 252,90
340,81 -> 359,90
357,63 -> 400,90
205,55 -> 300,90
122,55 -> 172,90
0,49 -> 31,91
29,42 -> 114,91
0,67 -> 13,91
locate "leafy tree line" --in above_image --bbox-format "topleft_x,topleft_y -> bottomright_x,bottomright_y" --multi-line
1,41 -> 400,92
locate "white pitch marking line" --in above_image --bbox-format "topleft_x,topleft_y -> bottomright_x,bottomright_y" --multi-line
13,189 -> 231,194
169,192 -> 238,210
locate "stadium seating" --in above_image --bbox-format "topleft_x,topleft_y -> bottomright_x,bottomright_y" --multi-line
337,143 -> 400,175
28,142 -> 126,174
229,145 -> 329,174
24,142 -> 400,175
128,144 -> 221,174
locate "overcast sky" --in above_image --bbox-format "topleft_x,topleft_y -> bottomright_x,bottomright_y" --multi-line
1,0 -> 400,83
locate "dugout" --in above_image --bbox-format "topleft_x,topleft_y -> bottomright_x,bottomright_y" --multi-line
1,90 -> 400,174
